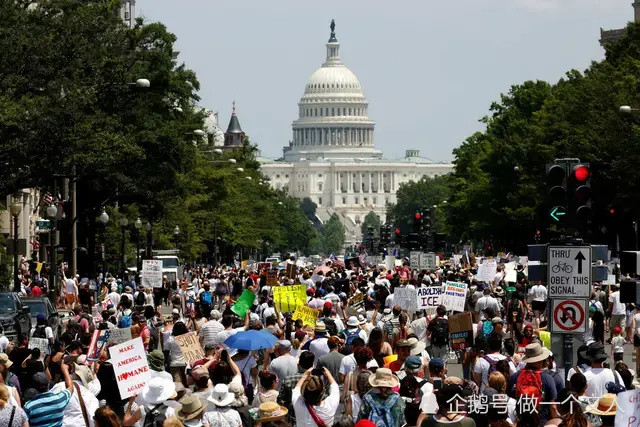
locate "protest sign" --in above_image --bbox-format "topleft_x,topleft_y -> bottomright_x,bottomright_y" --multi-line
476,259 -> 497,283
87,330 -> 111,362
420,252 -> 437,270
231,289 -> 256,317
348,292 -> 364,309
385,256 -> 395,271
258,262 -> 272,272
410,251 -> 421,268
266,270 -> 278,287
417,286 -> 443,310
109,327 -> 132,345
394,287 -> 418,313
285,262 -> 297,280
615,388 -> 640,426
272,284 -> 306,312
292,306 -> 319,327
141,259 -> 163,288
28,337 -> 49,355
175,332 -> 205,364
448,312 -> 473,350
110,337 -> 151,399
504,269 -> 517,283
441,281 -> 467,312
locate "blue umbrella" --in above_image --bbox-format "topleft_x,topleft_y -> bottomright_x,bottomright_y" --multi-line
224,330 -> 278,351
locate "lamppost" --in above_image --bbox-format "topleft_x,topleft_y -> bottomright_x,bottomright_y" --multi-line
145,222 -> 152,259
134,218 -> 142,275
99,210 -> 109,281
47,203 -> 58,298
173,225 -> 180,253
9,197 -> 22,293
119,217 -> 128,278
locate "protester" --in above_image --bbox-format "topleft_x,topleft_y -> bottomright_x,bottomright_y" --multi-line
292,367 -> 339,426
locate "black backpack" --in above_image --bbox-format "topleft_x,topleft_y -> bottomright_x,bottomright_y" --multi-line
430,318 -> 448,346
321,317 -> 338,336
32,325 -> 47,338
136,291 -> 146,306
399,375 -> 426,406
143,403 -> 168,427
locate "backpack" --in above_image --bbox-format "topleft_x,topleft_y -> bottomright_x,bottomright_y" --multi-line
136,292 -> 146,306
482,355 -> 501,377
321,317 -> 338,336
201,291 -> 212,305
363,391 -> 400,426
215,281 -> 228,296
481,320 -> 494,337
430,318 -> 448,346
515,369 -> 544,407
32,325 -> 47,339
382,317 -> 394,338
343,329 -> 360,354
119,314 -> 132,328
399,375 -> 426,406
142,403 -> 168,427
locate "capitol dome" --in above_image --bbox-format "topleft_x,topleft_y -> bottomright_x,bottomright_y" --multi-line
284,20 -> 380,162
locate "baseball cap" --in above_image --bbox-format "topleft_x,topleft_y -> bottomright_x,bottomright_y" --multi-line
191,365 -> 210,381
32,372 -> 50,391
429,357 -> 445,370
276,340 -> 292,350
613,326 -> 621,334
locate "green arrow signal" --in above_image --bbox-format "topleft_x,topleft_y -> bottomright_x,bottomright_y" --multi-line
550,206 -> 567,222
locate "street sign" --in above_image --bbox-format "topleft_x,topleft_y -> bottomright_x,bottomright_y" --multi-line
419,252 -> 437,270
36,219 -> 51,230
547,245 -> 591,298
549,206 -> 567,222
551,299 -> 588,333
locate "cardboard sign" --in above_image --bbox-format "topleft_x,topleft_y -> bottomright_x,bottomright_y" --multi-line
110,337 -> 151,399
441,281 -> 467,312
266,270 -> 279,287
394,287 -> 418,313
272,284 -> 306,312
344,257 -> 361,269
28,337 -> 49,355
410,251 -> 421,268
285,263 -> 297,280
417,286 -> 443,310
420,252 -> 437,270
476,259 -> 497,283
231,289 -> 256,317
448,312 -> 474,350
292,306 -> 319,327
258,262 -> 272,273
87,330 -> 111,362
142,260 -> 163,289
175,332 -> 205,365
615,388 -> 640,427
109,327 -> 132,345
348,292 -> 364,309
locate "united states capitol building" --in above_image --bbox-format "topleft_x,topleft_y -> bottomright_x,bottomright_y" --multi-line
258,21 -> 453,246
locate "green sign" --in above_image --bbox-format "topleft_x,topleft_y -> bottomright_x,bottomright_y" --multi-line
230,289 -> 255,317
549,206 -> 567,222
36,219 -> 51,230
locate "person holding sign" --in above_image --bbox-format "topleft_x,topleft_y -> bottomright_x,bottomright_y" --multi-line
23,358 -> 74,427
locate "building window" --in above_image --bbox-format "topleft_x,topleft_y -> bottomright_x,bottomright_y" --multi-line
355,197 -> 359,204
342,197 -> 346,205
318,174 -> 322,177
276,174 -> 280,178
318,197 -> 322,205
364,197 -> 368,205
285,174 -> 289,178
372,197 -> 377,205
318,182 -> 323,191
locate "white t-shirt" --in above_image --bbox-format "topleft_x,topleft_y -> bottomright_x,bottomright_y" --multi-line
410,317 -> 428,341
610,291 -> 626,315
52,381 -> 100,427
309,337 -> 330,362
235,354 -> 257,386
292,382 -> 339,426
339,353 -> 379,377
529,284 -> 548,302
201,408 -> 241,427
473,353 -> 515,391
0,336 -> 9,353
584,367 -> 624,397
214,327 -> 244,348
30,326 -> 54,341
65,279 -> 77,295
269,353 -> 298,391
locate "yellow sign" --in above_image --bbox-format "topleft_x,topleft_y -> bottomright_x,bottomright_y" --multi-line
273,284 -> 306,312
292,306 -> 319,327
539,330 -> 551,350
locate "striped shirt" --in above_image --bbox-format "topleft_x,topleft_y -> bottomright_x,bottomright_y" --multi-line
24,389 -> 72,427
198,319 -> 224,346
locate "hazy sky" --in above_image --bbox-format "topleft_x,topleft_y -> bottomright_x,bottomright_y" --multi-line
137,0 -> 631,162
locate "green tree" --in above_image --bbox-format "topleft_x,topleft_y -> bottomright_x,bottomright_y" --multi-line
361,211 -> 381,238
319,214 -> 345,254
299,197 -> 317,221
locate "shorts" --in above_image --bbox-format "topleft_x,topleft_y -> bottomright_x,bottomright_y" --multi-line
65,294 -> 77,303
614,352 -> 624,362
634,334 -> 640,348
611,314 -> 626,329
532,300 -> 547,312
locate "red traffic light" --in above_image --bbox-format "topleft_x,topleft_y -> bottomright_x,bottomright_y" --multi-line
609,208 -> 615,215
395,228 -> 401,235
573,165 -> 590,182
414,212 -> 421,220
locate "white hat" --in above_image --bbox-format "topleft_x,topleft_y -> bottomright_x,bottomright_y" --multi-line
207,383 -> 235,407
140,376 -> 176,405
347,316 -> 359,327
358,314 -> 366,325
172,308 -> 180,315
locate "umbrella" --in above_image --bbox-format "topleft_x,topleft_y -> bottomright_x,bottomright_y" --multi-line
224,330 -> 278,351
314,265 -> 331,274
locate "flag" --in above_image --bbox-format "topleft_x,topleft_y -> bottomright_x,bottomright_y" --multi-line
43,193 -> 53,205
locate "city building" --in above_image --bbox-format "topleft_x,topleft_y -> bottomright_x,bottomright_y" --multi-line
119,0 -> 136,28
600,0 -> 640,47
260,21 -> 453,247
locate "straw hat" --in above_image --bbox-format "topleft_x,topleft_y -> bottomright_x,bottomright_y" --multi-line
368,368 -> 399,388
521,342 -> 550,364
407,337 -> 426,356
255,401 -> 288,423
314,322 -> 327,334
177,395 -> 205,421
586,393 -> 617,416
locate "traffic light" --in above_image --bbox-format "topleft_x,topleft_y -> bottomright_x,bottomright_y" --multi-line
413,212 -> 422,234
570,163 -> 592,223
546,163 -> 568,223
394,227 -> 401,244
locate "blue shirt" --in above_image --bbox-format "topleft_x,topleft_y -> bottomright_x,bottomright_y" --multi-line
24,389 -> 72,427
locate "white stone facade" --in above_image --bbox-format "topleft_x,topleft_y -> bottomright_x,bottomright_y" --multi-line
260,22 -> 454,246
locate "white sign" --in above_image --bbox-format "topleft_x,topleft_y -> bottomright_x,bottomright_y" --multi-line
441,281 -> 468,312
547,246 -> 591,298
410,252 -> 421,268
28,337 -> 49,356
615,388 -> 640,426
109,327 -> 132,345
476,259 -> 497,283
394,287 -> 418,313
141,260 -> 163,289
504,270 -> 517,283
110,337 -> 151,399
417,286 -> 443,310
385,255 -> 395,271
551,299 -> 587,334
420,252 -> 437,270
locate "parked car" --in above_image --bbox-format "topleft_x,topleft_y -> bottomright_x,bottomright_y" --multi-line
0,292 -> 32,341
21,296 -> 61,340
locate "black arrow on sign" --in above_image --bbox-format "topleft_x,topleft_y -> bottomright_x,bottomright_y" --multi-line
575,251 -> 586,274
560,306 -> 577,324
